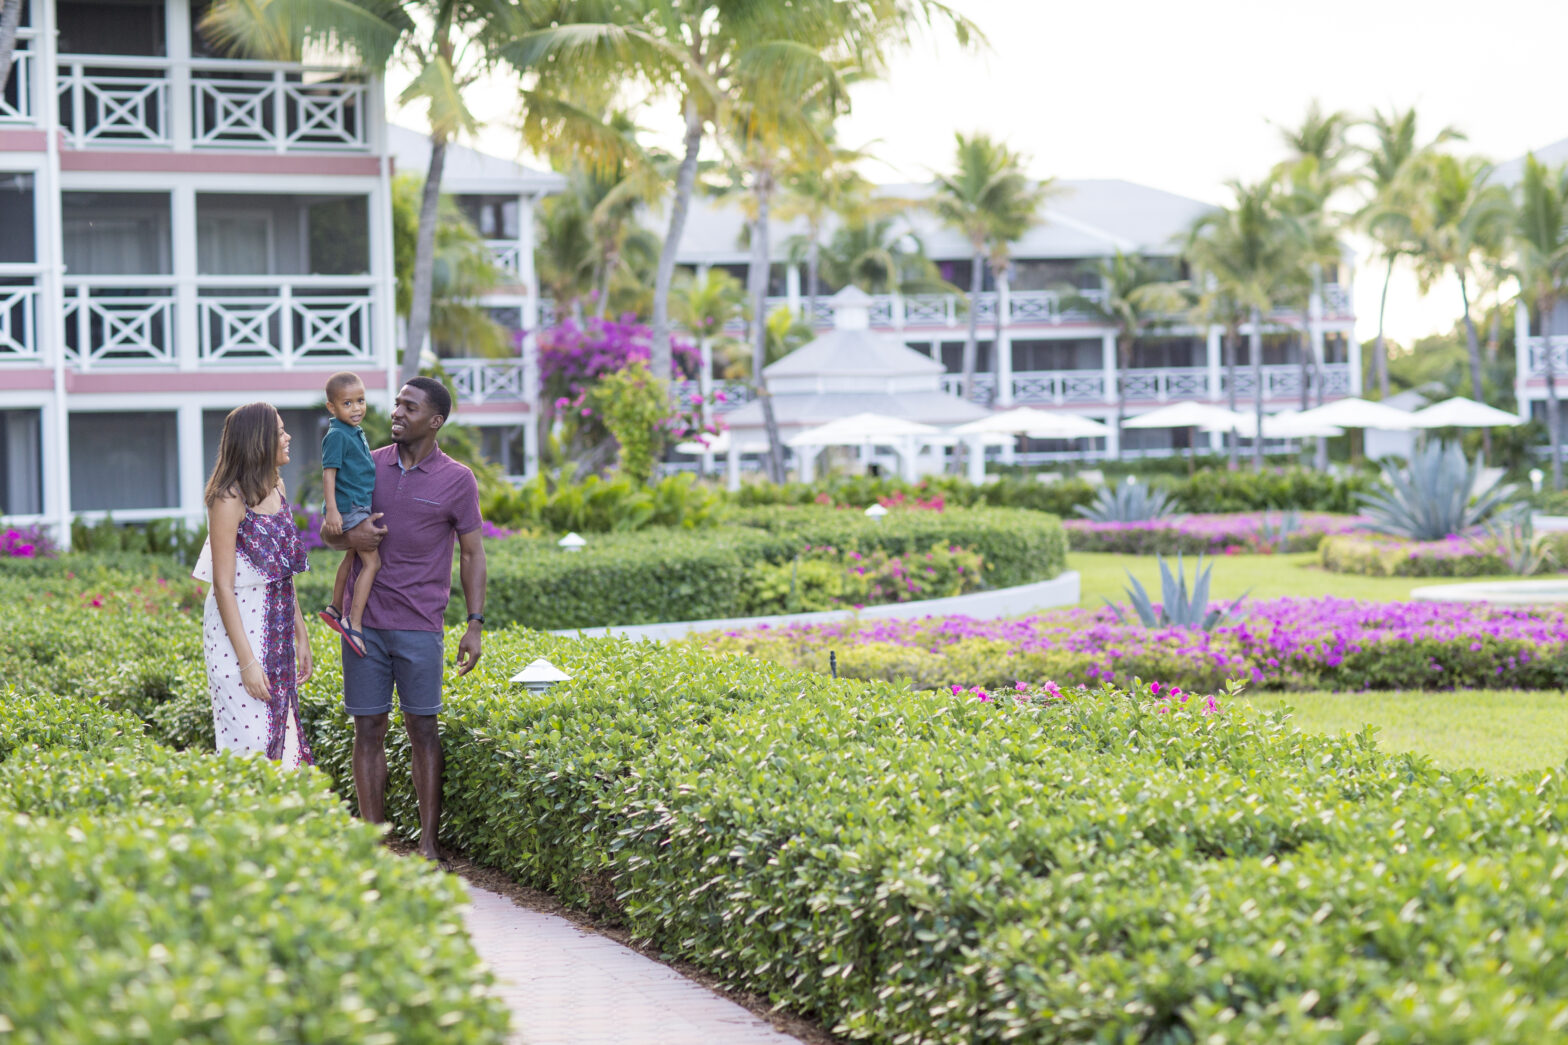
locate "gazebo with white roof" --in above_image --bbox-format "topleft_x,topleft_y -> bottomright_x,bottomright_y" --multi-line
719,287 -> 993,487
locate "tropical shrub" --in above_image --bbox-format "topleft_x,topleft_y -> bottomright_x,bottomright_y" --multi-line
740,542 -> 986,615
1359,439 -> 1518,540
481,471 -> 727,534
1170,467 -> 1376,513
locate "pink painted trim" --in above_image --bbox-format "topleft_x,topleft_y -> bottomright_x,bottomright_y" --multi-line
455,400 -> 533,415
0,366 -> 54,389
65,368 -> 387,394
60,151 -> 381,176
0,129 -> 48,152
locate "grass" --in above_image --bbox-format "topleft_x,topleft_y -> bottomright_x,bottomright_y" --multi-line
1072,550 -> 1520,607
1239,689 -> 1567,778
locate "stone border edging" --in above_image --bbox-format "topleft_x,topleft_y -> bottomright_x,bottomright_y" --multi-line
551,570 -> 1082,641
1410,578 -> 1568,604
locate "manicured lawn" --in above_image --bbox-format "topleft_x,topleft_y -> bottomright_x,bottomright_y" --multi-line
1240,689 -> 1567,777
1073,550 -> 1520,606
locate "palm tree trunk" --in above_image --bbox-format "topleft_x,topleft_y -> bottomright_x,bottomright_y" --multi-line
1373,253 -> 1394,398
1543,303 -> 1562,491
960,251 -> 983,401
805,230 -> 820,321
651,98 -> 703,383
1224,324 -> 1239,472
1458,270 -> 1490,461
400,135 -> 447,384
593,246 -> 616,319
1249,306 -> 1264,472
750,171 -> 786,483
1114,334 -> 1128,461
0,0 -> 23,99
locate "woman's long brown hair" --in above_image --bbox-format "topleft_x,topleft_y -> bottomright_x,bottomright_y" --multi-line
204,402 -> 280,508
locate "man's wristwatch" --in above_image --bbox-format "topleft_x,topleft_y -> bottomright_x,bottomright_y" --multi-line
466,613 -> 485,625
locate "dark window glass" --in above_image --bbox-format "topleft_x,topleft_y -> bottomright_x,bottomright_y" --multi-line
69,411 -> 177,510
308,197 -> 369,275
58,0 -> 166,56
1011,338 -> 1100,372
938,340 -> 991,374
0,409 -> 44,516
0,174 -> 36,264
62,192 -> 172,275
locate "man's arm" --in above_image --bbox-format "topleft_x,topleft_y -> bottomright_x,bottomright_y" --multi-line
454,527 -> 486,676
321,512 -> 385,552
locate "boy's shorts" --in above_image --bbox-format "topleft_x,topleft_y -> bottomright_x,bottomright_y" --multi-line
338,504 -> 373,532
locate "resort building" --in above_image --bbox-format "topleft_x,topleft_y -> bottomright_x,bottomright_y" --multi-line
0,0 -> 554,542
661,181 -> 1361,467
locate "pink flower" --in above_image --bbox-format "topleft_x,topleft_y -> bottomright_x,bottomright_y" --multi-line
1155,703 -> 1170,714
1014,681 -> 1028,691
951,684 -> 963,695
1149,681 -> 1161,696
89,596 -> 104,608
1202,695 -> 1220,716
714,391 -> 728,403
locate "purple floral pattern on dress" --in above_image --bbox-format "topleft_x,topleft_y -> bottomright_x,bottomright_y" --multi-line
237,498 -> 314,764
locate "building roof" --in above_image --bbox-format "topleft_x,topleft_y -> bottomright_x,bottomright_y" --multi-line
663,178 -> 1216,265
388,125 -> 565,195
1492,136 -> 1568,187
763,328 -> 946,379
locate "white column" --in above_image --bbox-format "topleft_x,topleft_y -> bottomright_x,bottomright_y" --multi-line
725,443 -> 741,492
171,183 -> 198,370
965,435 -> 985,483
39,0 -> 70,548
176,403 -> 205,524
1101,330 -> 1118,410
1205,326 -> 1222,401
166,0 -> 192,150
367,79 -> 398,406
1347,323 -> 1364,398
799,445 -> 815,483
521,412 -> 539,478
996,270 -> 1013,406
785,264 -> 801,315
698,336 -> 714,474
1516,300 -> 1533,423
1103,413 -> 1120,458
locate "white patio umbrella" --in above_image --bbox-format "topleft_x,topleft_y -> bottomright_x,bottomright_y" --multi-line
1407,397 -> 1524,429
1293,397 -> 1419,431
673,431 -> 773,455
1214,410 -> 1345,440
952,407 -> 1110,440
786,413 -> 940,448
1122,401 -> 1249,430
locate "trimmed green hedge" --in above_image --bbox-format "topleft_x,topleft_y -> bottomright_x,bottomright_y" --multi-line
295,506 -> 1068,630
1320,532 -> 1568,577
0,576 -> 510,1044
10,573 -> 1568,1042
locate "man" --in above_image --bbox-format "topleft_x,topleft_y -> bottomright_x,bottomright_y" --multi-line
329,377 -> 486,863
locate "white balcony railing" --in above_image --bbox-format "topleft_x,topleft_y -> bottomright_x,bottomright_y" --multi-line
670,379 -> 756,413
63,278 -> 177,366
56,55 -> 369,151
0,274 -> 40,360
197,278 -> 375,364
445,357 -> 529,405
486,241 -> 523,279
1526,336 -> 1568,378
1,47 -> 35,123
941,363 -> 1353,406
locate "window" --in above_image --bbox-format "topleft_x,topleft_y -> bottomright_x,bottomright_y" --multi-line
938,340 -> 990,374
69,411 -> 177,511
203,407 -> 324,503
0,174 -> 35,264
1130,337 -> 1202,369
1010,258 -> 1098,293
1012,338 -> 1100,372
308,198 -> 369,275
0,409 -> 43,516
62,192 -> 171,275
197,213 -> 274,276
58,0 -> 167,56
455,195 -> 520,240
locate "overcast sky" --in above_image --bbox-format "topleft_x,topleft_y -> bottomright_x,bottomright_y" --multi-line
441,0 -> 1568,346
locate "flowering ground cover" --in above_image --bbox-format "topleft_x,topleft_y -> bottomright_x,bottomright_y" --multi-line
1321,531 -> 1568,577
1065,512 -> 1366,555
707,596 -> 1568,693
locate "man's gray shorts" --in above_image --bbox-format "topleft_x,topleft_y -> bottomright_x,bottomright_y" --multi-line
343,626 -> 444,717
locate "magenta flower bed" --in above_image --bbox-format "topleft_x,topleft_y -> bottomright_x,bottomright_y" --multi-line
1064,512 -> 1367,555
711,597 -> 1568,693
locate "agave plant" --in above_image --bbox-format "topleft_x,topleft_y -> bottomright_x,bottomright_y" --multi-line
1254,509 -> 1302,550
1075,480 -> 1177,522
1358,440 -> 1518,541
1477,509 -> 1556,576
1105,554 -> 1247,631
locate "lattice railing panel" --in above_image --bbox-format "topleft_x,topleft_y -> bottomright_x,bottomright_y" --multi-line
64,285 -> 175,365
0,283 -> 38,358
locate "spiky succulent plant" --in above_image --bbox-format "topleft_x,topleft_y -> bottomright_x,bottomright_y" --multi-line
1075,480 -> 1177,523
1106,553 -> 1247,631
1358,440 -> 1517,541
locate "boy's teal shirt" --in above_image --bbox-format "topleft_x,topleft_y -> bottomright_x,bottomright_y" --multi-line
321,417 -> 375,512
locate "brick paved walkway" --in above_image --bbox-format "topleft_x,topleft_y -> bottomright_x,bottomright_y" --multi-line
463,885 -> 805,1045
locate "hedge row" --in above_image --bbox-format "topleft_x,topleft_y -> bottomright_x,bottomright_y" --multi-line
1320,532 -> 1568,577
0,577 -> 510,1043
9,576 -> 1568,1043
293,506 -> 1068,630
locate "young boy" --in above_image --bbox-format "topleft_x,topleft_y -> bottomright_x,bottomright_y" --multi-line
318,371 -> 379,657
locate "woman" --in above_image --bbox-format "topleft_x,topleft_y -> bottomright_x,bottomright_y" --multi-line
195,402 -> 314,767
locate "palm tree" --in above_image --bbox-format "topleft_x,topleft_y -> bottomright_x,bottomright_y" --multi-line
819,215 -> 941,295
1511,154 -> 1568,490
1187,179 -> 1304,470
1064,253 -> 1187,457
1409,152 -> 1512,458
672,267 -> 746,471
1356,106 -> 1462,398
930,132 -> 1051,403
389,173 -> 507,358
774,135 -> 875,318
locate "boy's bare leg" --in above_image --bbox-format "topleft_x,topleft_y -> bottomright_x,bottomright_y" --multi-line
331,550 -> 354,614
347,547 -> 380,634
